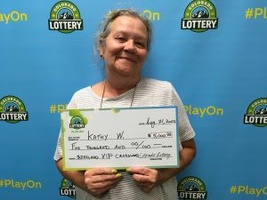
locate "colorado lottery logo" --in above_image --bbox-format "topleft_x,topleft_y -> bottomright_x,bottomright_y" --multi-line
48,1 -> 83,33
68,109 -> 87,129
243,98 -> 267,127
177,176 -> 207,199
69,115 -> 85,129
0,95 -> 28,124
59,178 -> 76,199
181,0 -> 218,32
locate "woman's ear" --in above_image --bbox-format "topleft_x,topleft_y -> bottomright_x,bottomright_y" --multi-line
99,38 -> 105,58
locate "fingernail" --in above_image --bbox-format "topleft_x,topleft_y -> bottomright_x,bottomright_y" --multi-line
112,169 -> 117,174
116,173 -> 122,178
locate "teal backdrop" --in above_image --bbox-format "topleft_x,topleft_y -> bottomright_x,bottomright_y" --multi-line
1,0 -> 267,199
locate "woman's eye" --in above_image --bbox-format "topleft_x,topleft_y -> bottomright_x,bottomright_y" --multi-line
135,41 -> 146,48
115,37 -> 126,42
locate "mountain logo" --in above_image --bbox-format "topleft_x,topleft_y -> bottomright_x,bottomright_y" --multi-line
68,109 -> 88,129
177,176 -> 208,199
244,98 -> 267,127
69,115 -> 86,129
59,178 -> 76,199
0,95 -> 28,124
48,1 -> 83,33
181,0 -> 218,32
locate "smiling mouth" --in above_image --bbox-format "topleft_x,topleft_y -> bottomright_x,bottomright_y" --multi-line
119,57 -> 136,63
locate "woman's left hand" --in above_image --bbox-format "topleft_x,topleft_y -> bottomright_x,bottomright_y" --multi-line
127,139 -> 197,193
127,167 -> 162,192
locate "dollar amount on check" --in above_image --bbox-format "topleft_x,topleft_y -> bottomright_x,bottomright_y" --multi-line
61,106 -> 179,170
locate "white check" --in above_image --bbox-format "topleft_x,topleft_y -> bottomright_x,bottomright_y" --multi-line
61,106 -> 179,170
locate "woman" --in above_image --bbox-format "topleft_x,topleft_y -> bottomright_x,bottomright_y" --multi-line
54,9 -> 196,200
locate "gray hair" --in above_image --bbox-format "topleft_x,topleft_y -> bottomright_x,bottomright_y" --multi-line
95,9 -> 152,54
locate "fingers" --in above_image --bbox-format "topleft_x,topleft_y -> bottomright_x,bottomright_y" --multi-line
83,167 -> 161,195
128,166 -> 158,182
84,167 -> 117,176
84,168 -> 122,196
127,167 -> 159,192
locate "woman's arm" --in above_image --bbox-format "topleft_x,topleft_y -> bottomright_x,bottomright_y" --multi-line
158,138 -> 197,182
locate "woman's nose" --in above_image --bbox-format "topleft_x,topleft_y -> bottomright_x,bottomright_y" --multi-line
124,40 -> 136,52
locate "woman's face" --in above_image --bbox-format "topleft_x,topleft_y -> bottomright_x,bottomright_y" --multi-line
100,16 -> 148,79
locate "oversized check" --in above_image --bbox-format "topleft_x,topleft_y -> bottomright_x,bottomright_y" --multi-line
61,106 -> 179,170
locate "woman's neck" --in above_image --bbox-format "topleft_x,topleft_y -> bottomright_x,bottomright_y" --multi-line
102,75 -> 141,97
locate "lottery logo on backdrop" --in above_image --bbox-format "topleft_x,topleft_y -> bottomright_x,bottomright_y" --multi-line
48,1 -> 83,33
243,98 -> 267,127
177,176 -> 207,199
59,178 -> 76,199
0,95 -> 28,124
181,0 -> 218,32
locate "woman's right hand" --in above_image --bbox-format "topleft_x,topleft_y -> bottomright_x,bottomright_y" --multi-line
84,168 -> 122,197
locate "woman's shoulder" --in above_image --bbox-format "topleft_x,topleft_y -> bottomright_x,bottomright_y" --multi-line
141,77 -> 173,89
67,85 -> 98,108
71,85 -> 94,99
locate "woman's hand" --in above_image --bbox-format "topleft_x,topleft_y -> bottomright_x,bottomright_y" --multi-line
127,167 -> 162,193
84,168 -> 122,197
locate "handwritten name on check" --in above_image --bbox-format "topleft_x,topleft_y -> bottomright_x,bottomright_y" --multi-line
61,106 -> 179,170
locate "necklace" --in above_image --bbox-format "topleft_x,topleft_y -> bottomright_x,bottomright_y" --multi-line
99,80 -> 139,109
